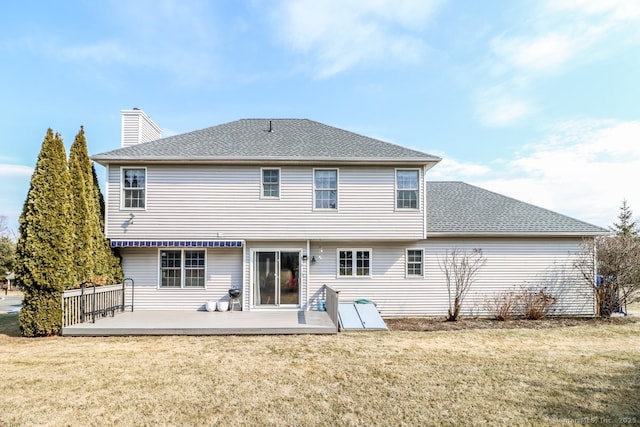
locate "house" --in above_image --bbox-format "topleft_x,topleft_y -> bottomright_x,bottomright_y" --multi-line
91,109 -> 608,317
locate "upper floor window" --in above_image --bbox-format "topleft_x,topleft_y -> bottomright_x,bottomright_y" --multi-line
122,168 -> 146,209
338,249 -> 371,277
160,249 -> 206,288
396,169 -> 419,209
315,169 -> 337,209
406,249 -> 424,277
261,168 -> 280,198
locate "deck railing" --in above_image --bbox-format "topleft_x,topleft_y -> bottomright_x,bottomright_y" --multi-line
323,284 -> 340,331
62,279 -> 134,327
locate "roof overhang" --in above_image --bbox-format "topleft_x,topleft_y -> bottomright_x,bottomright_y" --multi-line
91,157 -> 441,168
426,231 -> 610,238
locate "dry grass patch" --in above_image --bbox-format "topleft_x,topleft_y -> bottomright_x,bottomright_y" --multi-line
1,313 -> 639,426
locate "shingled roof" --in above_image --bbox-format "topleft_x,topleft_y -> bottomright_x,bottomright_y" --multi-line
427,182 -> 608,236
92,118 -> 441,165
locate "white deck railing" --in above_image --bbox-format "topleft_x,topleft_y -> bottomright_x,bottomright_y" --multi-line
62,280 -> 133,327
324,284 -> 340,331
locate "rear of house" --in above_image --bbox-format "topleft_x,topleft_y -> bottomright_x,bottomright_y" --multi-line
92,109 -> 607,317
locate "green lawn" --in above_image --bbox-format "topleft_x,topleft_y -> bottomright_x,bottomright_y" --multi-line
1,313 -> 638,426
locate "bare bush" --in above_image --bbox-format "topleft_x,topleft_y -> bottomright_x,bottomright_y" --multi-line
574,236 -> 640,317
438,248 -> 487,321
484,291 -> 519,321
520,287 -> 557,320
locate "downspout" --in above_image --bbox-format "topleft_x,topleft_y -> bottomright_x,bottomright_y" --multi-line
242,242 -> 247,311
306,239 -> 311,311
423,165 -> 428,240
592,237 -> 598,316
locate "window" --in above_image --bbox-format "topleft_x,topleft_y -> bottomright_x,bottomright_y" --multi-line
314,169 -> 337,209
406,249 -> 424,276
160,250 -> 205,288
261,168 -> 280,198
396,169 -> 419,209
338,249 -> 371,277
122,168 -> 146,209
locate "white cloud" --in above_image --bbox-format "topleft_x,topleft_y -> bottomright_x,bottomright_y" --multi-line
0,164 -> 33,177
428,156 -> 492,181
474,85 -> 534,127
473,0 -> 640,129
490,33 -> 578,73
472,120 -> 640,227
272,0 -> 442,77
29,0 -> 220,85
59,41 -> 127,64
548,0 -> 640,21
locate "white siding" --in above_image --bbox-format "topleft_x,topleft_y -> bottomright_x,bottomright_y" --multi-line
306,238 -> 595,317
120,247 -> 242,310
120,110 -> 161,148
106,164 -> 425,240
117,238 -> 595,316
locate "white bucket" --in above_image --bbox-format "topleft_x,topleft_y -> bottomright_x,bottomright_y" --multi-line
205,300 -> 216,312
217,300 -> 229,312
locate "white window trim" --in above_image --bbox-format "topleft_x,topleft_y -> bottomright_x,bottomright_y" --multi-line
395,168 -> 421,211
405,248 -> 424,278
260,167 -> 281,200
157,248 -> 207,289
336,248 -> 372,278
120,166 -> 147,210
313,168 -> 339,211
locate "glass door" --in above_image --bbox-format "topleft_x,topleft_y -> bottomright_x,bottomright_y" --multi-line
254,251 -> 300,307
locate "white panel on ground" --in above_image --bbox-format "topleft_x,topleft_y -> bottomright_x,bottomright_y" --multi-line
338,303 -> 363,330
338,303 -> 388,331
354,303 -> 388,330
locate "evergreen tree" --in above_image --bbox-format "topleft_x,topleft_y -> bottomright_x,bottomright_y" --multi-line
15,129 -> 74,336
69,126 -> 96,283
69,127 -> 123,285
611,199 -> 639,237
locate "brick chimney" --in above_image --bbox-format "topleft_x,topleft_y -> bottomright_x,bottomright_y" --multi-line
121,108 -> 162,147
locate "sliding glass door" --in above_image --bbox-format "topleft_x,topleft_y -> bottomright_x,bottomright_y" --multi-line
254,251 -> 300,307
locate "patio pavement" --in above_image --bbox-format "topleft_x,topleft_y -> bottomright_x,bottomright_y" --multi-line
62,309 -> 337,336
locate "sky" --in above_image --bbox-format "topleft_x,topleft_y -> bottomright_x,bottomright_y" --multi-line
1,0 -> 639,234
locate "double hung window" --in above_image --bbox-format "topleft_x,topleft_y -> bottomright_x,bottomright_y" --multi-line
406,249 -> 424,277
338,249 -> 371,277
160,250 -> 206,288
122,168 -> 146,209
396,169 -> 419,209
314,169 -> 337,209
262,168 -> 280,198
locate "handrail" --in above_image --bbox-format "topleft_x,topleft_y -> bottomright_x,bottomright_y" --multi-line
323,284 -> 340,332
61,279 -> 134,327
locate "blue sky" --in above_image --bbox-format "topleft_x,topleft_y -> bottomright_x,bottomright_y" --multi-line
1,0 -> 639,233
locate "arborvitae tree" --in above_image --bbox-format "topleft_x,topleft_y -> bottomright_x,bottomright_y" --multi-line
69,127 -> 123,285
15,129 -> 74,336
69,126 -> 96,283
611,199 -> 639,237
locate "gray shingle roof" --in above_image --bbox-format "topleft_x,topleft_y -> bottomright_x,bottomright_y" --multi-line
92,119 -> 441,164
427,182 -> 608,235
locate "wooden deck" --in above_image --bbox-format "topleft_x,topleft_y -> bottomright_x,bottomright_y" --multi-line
61,310 -> 338,336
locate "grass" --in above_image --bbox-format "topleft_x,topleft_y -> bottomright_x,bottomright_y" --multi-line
1,314 -> 639,426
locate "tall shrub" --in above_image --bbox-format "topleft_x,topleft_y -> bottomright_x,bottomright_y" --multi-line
69,127 -> 123,284
15,129 -> 74,336
69,127 -> 96,283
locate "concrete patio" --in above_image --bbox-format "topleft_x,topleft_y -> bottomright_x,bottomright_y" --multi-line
61,309 -> 338,336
